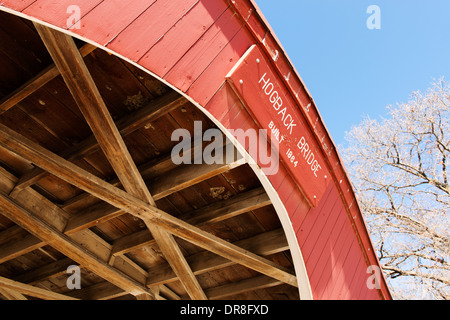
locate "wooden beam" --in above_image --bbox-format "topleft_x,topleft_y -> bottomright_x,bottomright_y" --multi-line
0,287 -> 28,300
13,256 -> 177,300
60,141 -> 204,210
0,43 -> 96,115
64,203 -> 125,235
0,161 -> 259,272
64,157 -> 248,236
115,90 -> 186,137
146,228 -> 289,286
66,280 -> 179,300
0,191 -> 155,298
0,275 -> 78,300
34,24 -> 206,300
144,225 -> 206,300
14,258 -> 74,285
180,187 -> 271,227
68,282 -> 127,300
0,119 -> 298,289
148,160 -> 245,200
0,226 -> 43,263
207,275 -> 282,300
9,90 -> 186,197
11,229 -> 286,299
0,233 -> 43,264
60,133 -> 242,210
110,188 -> 271,257
0,165 -> 156,299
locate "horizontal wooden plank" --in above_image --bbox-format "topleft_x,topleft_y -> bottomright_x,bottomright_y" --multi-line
0,287 -> 28,300
9,90 -> 186,195
147,228 -> 289,286
0,191 -> 155,297
0,43 -> 96,115
64,149 -> 247,235
111,187 -> 271,256
68,281 -> 126,300
0,275 -> 77,300
64,202 -> 125,235
149,158 -> 245,201
207,275 -> 282,300
14,257 -> 74,285
0,230 -> 43,264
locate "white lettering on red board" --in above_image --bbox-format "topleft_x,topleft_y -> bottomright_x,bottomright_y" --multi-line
297,136 -> 322,177
259,73 -> 297,134
259,72 -> 322,178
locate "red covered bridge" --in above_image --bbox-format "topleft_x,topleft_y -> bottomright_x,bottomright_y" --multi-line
0,0 -> 391,300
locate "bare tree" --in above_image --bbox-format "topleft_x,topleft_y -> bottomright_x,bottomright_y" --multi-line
342,79 -> 449,299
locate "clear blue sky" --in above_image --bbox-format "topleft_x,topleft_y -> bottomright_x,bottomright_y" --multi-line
254,0 -> 450,146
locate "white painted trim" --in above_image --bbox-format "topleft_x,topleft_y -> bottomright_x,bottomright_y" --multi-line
0,6 -> 313,300
194,102 -> 313,300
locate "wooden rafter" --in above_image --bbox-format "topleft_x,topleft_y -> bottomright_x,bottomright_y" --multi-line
0,117 -> 298,289
0,11 -> 303,301
9,89 -> 186,197
0,166 -> 162,299
14,258 -> 74,285
68,280 -> 180,300
0,43 -> 96,115
0,287 -> 28,300
146,228 -> 290,286
1,189 -> 273,292
68,281 -> 126,300
63,150 -> 245,234
0,226 -> 42,263
34,24 -> 206,300
59,136 -> 243,211
0,150 -> 251,265
0,188 -> 156,298
9,229 -> 289,299
0,276 -> 77,300
206,275 -> 282,300
110,187 -> 271,257
11,257 -> 180,300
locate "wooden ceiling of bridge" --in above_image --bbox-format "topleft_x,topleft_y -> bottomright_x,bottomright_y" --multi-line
0,11 -> 299,300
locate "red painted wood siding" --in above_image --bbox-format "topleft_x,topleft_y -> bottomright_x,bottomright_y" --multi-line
206,84 -> 383,300
1,0 -> 390,300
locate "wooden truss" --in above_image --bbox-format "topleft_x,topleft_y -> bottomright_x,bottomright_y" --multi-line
0,23 -> 298,300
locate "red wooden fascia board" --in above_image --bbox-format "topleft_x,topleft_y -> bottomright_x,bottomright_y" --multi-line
228,0 -> 392,299
0,0 -> 36,12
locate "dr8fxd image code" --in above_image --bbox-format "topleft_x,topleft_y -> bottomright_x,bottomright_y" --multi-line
224,304 -> 269,315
